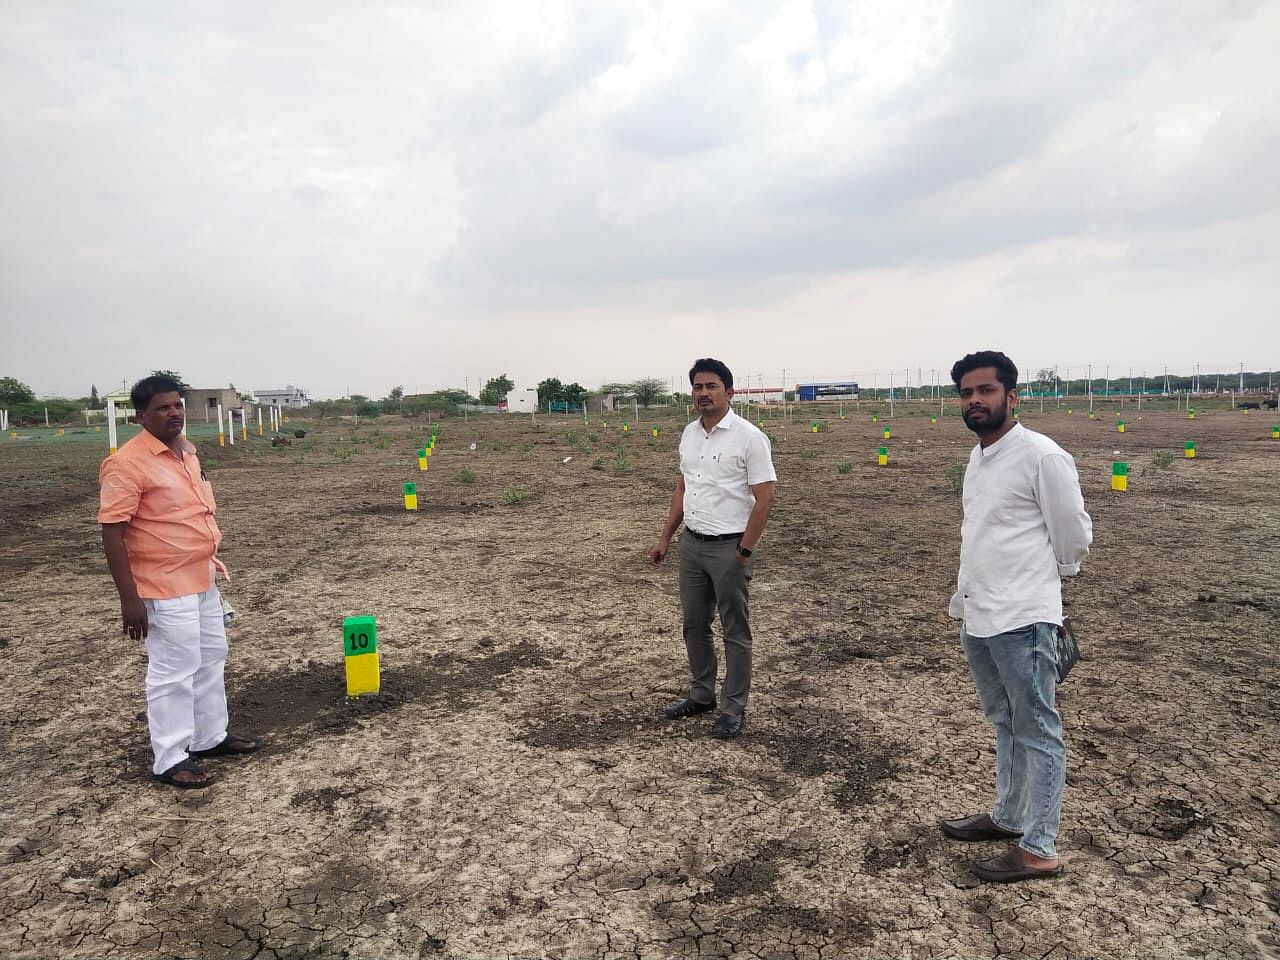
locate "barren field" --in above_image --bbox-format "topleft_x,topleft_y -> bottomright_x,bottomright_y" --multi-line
1,401 -> 1277,960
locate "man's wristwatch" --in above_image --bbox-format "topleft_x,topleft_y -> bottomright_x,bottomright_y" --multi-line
736,545 -> 753,558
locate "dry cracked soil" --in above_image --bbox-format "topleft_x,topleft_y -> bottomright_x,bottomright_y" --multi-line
1,402 -> 1277,959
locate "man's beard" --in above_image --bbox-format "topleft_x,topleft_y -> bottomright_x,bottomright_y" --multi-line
962,404 -> 1009,434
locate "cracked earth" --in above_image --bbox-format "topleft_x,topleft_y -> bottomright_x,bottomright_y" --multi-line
1,405 -> 1277,958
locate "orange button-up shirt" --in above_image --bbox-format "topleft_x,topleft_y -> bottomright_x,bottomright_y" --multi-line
98,430 -> 224,599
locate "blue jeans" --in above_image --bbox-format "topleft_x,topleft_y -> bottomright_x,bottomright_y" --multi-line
962,622 -> 1066,859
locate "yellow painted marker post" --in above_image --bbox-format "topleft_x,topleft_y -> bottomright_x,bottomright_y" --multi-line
343,616 -> 380,697
1188,408 -> 1196,420
418,448 -> 428,470
811,420 -> 819,433
651,426 -> 659,438
403,482 -> 418,511
1117,419 -> 1125,434
623,423 -> 629,433
1111,461 -> 1128,492
877,445 -> 888,466
1185,441 -> 1196,459
930,416 -> 937,424
882,426 -> 891,440
1271,425 -> 1279,439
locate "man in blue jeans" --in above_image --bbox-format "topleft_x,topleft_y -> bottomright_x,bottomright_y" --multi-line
941,351 -> 1092,882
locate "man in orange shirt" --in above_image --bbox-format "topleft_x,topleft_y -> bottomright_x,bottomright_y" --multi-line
99,375 -> 258,789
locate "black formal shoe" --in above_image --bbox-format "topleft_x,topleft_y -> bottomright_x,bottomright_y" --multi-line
710,712 -> 745,739
939,813 -> 1023,842
664,697 -> 716,720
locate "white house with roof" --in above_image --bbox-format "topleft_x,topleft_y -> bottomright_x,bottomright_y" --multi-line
255,385 -> 311,408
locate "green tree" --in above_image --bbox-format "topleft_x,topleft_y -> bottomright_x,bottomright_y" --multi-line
90,384 -> 100,408
0,377 -> 35,404
479,374 -> 514,405
387,385 -> 404,411
150,369 -> 190,390
537,377 -> 564,406
631,377 -> 667,408
562,382 -> 588,405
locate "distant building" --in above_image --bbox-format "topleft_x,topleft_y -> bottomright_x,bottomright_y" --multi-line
255,385 -> 311,408
103,387 -> 133,417
504,385 -> 538,413
797,381 -> 860,401
734,385 -> 786,403
184,388 -> 242,422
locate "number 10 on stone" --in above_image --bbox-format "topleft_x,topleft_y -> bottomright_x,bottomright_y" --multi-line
343,615 -> 380,697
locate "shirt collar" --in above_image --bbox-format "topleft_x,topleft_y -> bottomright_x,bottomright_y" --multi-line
702,407 -> 738,433
140,429 -> 194,457
979,421 -> 1023,458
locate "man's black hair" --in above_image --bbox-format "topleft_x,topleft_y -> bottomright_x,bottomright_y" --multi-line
950,351 -> 1018,392
131,375 -> 187,412
689,358 -> 734,391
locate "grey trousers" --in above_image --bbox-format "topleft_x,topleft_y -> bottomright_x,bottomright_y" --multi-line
679,535 -> 755,715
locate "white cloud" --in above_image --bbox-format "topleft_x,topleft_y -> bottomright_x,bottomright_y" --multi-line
0,0 -> 1275,398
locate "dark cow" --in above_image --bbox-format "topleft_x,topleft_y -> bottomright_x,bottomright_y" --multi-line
1238,402 -> 1261,410
1265,398 -> 1279,410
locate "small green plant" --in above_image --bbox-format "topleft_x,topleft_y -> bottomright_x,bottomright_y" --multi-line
590,457 -> 606,471
501,486 -> 529,504
1147,450 -> 1175,472
836,460 -> 853,474
455,467 -> 476,484
492,440 -> 511,453
611,454 -> 632,476
799,449 -> 819,460
519,442 -> 533,454
943,460 -> 966,493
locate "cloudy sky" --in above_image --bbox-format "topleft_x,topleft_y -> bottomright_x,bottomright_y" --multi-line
2,1 -> 1277,400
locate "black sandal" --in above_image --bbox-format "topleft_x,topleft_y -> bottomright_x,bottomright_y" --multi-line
189,733 -> 260,758
153,758 -> 215,789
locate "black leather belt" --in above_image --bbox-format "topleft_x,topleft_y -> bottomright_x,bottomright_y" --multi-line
685,529 -> 744,542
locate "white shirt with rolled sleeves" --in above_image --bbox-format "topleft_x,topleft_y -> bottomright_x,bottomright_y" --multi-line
949,423 -> 1093,638
679,408 -> 777,535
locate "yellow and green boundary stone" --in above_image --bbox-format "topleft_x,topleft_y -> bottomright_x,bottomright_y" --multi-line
343,616 -> 380,696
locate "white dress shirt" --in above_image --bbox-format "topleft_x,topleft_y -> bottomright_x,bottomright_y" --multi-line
679,408 -> 777,535
949,423 -> 1092,638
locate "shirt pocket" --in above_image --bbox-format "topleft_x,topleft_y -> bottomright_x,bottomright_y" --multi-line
710,451 -> 745,482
